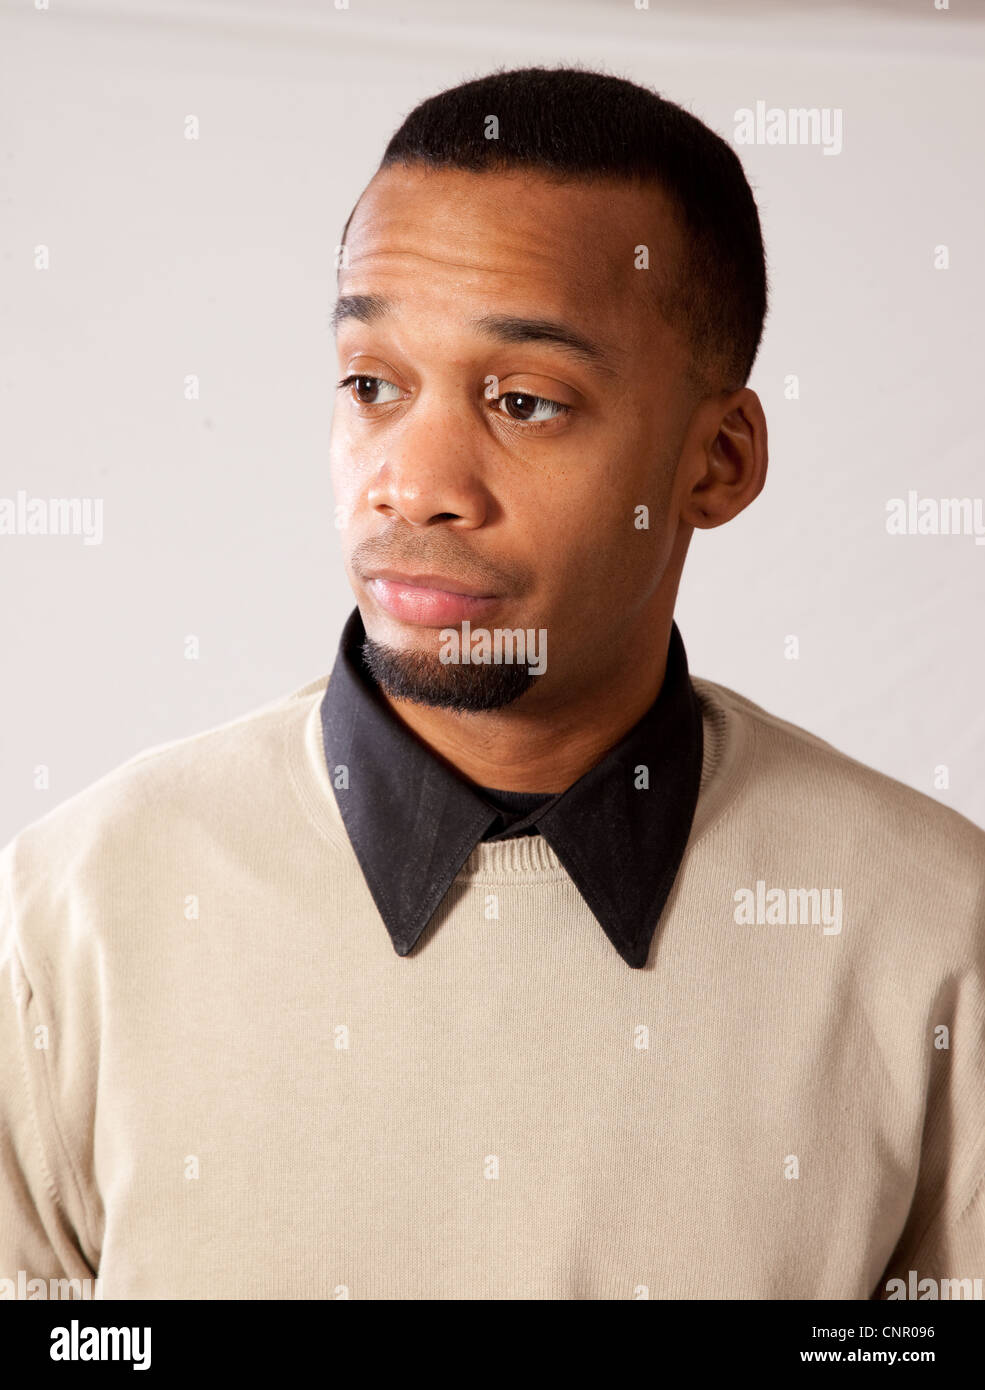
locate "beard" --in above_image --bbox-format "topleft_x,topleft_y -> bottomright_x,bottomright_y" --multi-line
362,635 -> 535,712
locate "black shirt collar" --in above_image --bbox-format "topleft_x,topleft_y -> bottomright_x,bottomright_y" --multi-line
320,608 -> 703,969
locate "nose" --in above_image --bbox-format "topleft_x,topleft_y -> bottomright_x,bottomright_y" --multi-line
365,398 -> 492,529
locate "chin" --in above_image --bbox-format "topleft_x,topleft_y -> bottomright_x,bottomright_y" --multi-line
361,634 -> 536,713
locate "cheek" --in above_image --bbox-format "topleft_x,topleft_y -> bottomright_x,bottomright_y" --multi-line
539,444 -> 677,606
545,441 -> 660,561
520,480 -> 637,604
328,439 -> 370,544
611,421 -> 680,552
327,421 -> 347,491
329,423 -> 374,505
330,462 -> 357,509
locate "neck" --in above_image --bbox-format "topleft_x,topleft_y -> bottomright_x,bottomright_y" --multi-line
378,606 -> 676,794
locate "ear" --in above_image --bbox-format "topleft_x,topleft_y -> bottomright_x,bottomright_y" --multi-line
681,388 -> 768,529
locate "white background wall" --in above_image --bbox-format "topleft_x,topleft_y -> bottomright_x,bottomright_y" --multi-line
2,0 -> 983,844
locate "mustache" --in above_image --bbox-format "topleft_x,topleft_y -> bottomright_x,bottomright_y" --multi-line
350,532 -> 528,594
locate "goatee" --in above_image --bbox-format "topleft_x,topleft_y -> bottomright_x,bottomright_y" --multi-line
361,636 -> 535,712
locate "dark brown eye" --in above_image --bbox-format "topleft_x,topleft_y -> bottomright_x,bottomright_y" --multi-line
337,375 -> 402,406
353,376 -> 380,403
504,393 -> 535,420
498,392 -> 568,423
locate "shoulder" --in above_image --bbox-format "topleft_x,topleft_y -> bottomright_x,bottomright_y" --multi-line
1,674 -> 331,923
692,674 -> 985,888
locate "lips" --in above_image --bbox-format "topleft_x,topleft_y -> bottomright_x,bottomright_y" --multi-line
365,571 -> 501,627
366,569 -> 494,598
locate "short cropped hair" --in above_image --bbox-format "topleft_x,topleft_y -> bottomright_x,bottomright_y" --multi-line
361,64 -> 768,393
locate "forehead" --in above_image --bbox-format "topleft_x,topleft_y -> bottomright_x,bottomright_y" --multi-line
339,163 -> 682,353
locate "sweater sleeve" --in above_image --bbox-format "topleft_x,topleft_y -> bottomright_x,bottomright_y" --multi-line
0,839 -> 101,1293
873,926 -> 985,1300
907,1173 -> 985,1287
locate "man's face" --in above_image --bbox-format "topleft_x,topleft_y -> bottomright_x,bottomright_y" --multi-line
330,162 -> 701,712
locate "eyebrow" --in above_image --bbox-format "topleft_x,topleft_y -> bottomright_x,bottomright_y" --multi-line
330,294 -> 617,376
330,293 -> 390,333
470,313 -> 617,376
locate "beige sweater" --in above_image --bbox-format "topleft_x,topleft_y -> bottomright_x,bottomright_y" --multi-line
2,671 -> 983,1300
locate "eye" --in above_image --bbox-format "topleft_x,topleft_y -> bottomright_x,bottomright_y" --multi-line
337,374 -> 402,405
494,392 -> 571,424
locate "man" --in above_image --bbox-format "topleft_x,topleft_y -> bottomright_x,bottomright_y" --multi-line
2,66 -> 983,1302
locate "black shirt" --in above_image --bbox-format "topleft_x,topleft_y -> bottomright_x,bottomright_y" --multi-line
477,785 -> 555,839
319,607 -> 704,969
